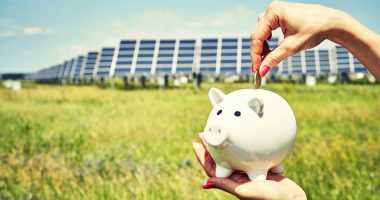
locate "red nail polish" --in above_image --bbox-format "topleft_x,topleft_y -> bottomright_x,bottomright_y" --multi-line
202,181 -> 216,189
251,64 -> 255,73
260,65 -> 270,77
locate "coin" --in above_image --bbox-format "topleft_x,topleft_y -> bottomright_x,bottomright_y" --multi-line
254,71 -> 261,89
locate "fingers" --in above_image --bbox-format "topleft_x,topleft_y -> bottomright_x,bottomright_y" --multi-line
269,164 -> 284,174
192,141 -> 215,177
251,8 -> 280,72
229,171 -> 250,184
198,133 -> 209,152
266,172 -> 286,182
257,12 -> 272,40
202,177 -> 240,197
250,22 -> 271,72
259,36 -> 299,77
262,40 -> 271,58
258,12 -> 265,22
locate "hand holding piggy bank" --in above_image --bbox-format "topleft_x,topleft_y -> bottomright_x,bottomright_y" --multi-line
203,87 -> 296,181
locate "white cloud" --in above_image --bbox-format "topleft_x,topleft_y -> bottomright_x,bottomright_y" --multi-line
0,26 -> 53,38
23,27 -> 44,35
118,4 -> 259,38
205,5 -> 256,29
0,30 -> 16,38
0,19 -> 52,38
58,5 -> 262,58
54,5 -> 258,59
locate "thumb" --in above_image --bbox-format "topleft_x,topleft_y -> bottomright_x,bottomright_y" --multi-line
259,36 -> 299,77
203,177 -> 239,196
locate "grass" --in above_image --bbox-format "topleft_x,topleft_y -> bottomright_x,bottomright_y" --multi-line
0,82 -> 379,199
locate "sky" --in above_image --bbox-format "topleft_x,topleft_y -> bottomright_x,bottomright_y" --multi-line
0,0 -> 379,73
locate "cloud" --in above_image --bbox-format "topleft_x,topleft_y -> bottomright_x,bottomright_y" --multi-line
0,19 -> 52,38
0,26 -> 53,38
57,5 -> 263,58
205,5 -> 256,29
119,4 -> 259,38
23,27 -> 44,35
0,30 -> 16,38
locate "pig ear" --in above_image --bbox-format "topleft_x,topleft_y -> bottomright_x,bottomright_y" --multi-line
248,98 -> 264,116
209,87 -> 226,106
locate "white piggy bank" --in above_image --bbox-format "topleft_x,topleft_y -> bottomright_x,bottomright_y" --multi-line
203,87 -> 296,181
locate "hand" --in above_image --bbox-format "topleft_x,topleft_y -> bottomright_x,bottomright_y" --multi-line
192,133 -> 306,200
251,1 -> 380,79
251,1 -> 340,76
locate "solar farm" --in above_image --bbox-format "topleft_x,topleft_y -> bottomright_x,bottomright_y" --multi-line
0,36 -> 379,200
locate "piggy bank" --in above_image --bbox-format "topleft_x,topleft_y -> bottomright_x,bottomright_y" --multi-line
203,87 -> 296,180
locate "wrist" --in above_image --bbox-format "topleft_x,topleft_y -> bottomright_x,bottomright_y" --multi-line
326,10 -> 354,45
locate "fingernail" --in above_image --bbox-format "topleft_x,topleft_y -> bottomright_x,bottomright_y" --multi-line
251,64 -> 255,73
260,65 -> 270,77
202,181 -> 216,189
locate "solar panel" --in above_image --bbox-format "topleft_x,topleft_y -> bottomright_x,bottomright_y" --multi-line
220,38 -> 238,74
353,57 -> 366,73
135,39 -> 156,75
291,53 -> 302,75
240,37 -> 251,74
336,45 -> 351,73
318,49 -> 331,75
62,60 -> 72,79
114,40 -> 135,77
175,39 -> 195,73
83,51 -> 99,78
200,38 -> 217,73
305,50 -> 316,74
68,58 -> 77,79
96,47 -> 115,77
74,56 -> 85,78
155,39 -> 175,75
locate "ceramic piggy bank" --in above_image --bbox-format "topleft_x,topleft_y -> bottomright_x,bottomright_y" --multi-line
203,87 -> 296,181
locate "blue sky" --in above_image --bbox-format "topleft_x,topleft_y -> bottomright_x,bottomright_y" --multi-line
0,0 -> 379,73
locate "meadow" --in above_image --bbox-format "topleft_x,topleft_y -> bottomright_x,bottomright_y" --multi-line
0,82 -> 379,200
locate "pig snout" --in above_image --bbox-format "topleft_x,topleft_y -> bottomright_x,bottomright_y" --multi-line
204,124 -> 229,148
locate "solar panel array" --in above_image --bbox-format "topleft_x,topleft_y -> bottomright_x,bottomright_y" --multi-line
33,37 -> 368,81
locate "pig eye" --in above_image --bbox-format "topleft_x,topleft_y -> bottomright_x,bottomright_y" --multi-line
234,111 -> 241,117
217,110 -> 222,115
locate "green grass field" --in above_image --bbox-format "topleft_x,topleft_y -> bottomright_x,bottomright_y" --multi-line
0,83 -> 379,199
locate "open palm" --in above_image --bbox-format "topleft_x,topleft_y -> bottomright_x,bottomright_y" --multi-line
192,133 -> 306,200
